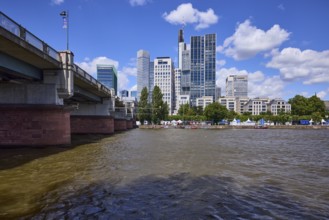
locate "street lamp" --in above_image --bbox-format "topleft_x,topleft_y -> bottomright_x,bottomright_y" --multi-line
60,10 -> 69,50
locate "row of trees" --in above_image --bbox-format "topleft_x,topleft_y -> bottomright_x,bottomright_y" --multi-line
137,86 -> 169,124
137,86 -> 328,125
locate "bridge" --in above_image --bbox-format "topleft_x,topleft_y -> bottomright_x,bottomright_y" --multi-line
0,11 -> 134,146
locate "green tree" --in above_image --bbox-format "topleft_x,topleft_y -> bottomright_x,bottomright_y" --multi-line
138,87 -> 151,124
178,103 -> 190,116
289,95 -> 310,115
289,95 -> 325,116
308,95 -> 326,115
311,112 -> 322,124
226,110 -> 238,121
152,85 -> 167,124
204,102 -> 228,124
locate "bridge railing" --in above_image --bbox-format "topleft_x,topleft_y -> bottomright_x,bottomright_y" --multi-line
0,11 -> 60,61
1,11 -> 113,97
73,64 -> 114,96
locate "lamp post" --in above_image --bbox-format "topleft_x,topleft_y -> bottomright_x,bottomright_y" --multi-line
60,10 -> 69,50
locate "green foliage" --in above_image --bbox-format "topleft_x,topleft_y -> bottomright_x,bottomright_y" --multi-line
311,112 -> 322,123
151,85 -> 168,124
204,102 -> 228,124
289,95 -> 325,116
137,87 -> 151,123
178,103 -> 190,116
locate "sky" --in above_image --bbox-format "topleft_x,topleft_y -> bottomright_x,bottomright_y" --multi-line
1,0 -> 329,101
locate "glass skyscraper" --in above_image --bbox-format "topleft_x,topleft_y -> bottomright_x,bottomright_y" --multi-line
190,34 -> 216,106
97,64 -> 118,95
137,50 -> 150,101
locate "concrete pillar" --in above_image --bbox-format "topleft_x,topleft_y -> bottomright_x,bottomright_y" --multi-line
126,120 -> 133,129
71,115 -> 114,134
70,98 -> 114,134
0,105 -> 70,146
114,119 -> 127,131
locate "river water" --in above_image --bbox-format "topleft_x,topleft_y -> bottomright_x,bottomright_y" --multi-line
0,128 -> 329,219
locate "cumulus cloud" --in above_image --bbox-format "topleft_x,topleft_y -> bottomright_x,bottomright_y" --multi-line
216,59 -> 226,67
118,67 -> 137,91
277,4 -> 285,11
220,19 -> 290,60
51,0 -> 64,5
266,47 -> 329,84
316,90 -> 327,99
216,67 -> 285,98
163,3 -> 218,30
76,57 -> 119,78
130,84 -> 137,91
129,0 -> 150,6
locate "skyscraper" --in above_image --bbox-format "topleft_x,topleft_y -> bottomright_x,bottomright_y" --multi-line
137,50 -> 150,101
154,57 -> 175,114
190,34 -> 216,106
178,29 -> 186,70
97,64 -> 118,95
226,75 -> 248,97
149,61 -> 154,102
179,28 -> 191,97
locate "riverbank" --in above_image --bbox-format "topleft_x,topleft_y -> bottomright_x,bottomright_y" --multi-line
139,124 -> 329,130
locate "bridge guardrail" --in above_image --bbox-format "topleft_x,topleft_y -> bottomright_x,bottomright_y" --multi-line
1,11 -> 113,97
73,64 -> 113,96
0,11 -> 60,61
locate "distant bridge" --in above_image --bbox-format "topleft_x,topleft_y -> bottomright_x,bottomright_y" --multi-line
0,11 -> 134,146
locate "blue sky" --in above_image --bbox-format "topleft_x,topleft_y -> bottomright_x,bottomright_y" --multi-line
2,0 -> 329,100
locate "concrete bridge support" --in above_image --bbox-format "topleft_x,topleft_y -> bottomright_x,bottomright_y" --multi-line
0,51 -> 74,146
70,98 -> 115,134
0,105 -> 70,146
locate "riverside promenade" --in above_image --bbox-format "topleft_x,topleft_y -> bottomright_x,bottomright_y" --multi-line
139,125 -> 329,130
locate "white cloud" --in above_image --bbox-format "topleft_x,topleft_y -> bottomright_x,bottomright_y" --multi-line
316,90 -> 327,99
76,56 -> 119,78
130,84 -> 137,91
220,19 -> 290,60
277,4 -> 285,11
118,67 -> 137,91
163,3 -> 218,30
216,67 -> 285,98
216,59 -> 226,67
266,47 -> 329,84
129,0 -> 149,6
51,0 -> 64,5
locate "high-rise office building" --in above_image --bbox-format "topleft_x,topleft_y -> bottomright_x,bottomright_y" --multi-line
97,64 -> 118,95
226,75 -> 248,97
154,57 -> 175,114
179,29 -> 191,97
178,29 -> 186,70
137,50 -> 150,101
190,34 -> 216,106
149,61 -> 154,102
174,68 -> 181,114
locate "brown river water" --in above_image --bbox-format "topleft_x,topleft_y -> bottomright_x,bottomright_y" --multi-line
0,128 -> 329,219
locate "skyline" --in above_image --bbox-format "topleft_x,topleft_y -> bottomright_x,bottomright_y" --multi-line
1,0 -> 329,100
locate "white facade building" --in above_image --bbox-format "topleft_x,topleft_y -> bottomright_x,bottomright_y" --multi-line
196,96 -> 213,109
269,99 -> 291,115
219,97 -> 249,114
154,57 -> 175,114
243,97 -> 270,115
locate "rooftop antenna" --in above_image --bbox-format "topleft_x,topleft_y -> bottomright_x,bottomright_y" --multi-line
178,17 -> 185,43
